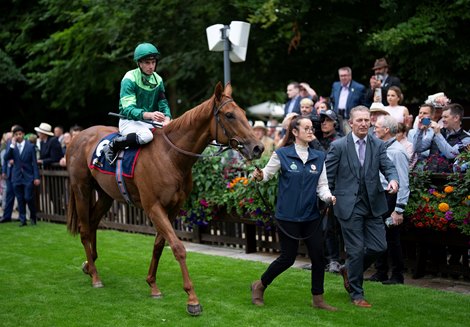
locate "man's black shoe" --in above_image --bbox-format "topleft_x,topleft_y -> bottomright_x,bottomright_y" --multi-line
365,273 -> 388,282
0,218 -> 12,223
382,278 -> 404,285
19,222 -> 27,227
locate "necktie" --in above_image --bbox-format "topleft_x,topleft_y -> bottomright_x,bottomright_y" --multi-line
357,139 -> 365,166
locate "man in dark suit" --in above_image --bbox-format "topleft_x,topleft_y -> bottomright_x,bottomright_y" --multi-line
365,58 -> 401,107
329,67 -> 365,134
283,82 -> 302,117
35,122 -> 63,167
4,126 -> 41,226
326,106 -> 399,308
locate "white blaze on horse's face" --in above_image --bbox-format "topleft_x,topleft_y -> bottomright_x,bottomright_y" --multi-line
96,140 -> 110,157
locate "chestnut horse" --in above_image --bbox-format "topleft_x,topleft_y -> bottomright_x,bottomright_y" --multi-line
66,83 -> 263,315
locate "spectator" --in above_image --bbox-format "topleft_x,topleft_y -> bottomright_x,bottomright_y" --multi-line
421,92 -> 451,128
35,122 -> 63,167
252,121 -> 275,159
54,125 -> 65,144
251,115 -> 337,311
69,125 -> 84,138
283,81 -> 301,117
315,97 -> 332,115
330,67 -> 366,135
368,102 -> 390,135
299,98 -> 323,151
266,119 -> 279,140
413,103 -> 470,172
0,125 -> 20,223
299,82 -> 318,101
318,110 -> 344,274
384,86 -> 411,126
59,132 -> 73,167
326,105 -> 399,308
408,104 -> 435,169
396,123 -> 414,160
365,58 -> 401,106
368,115 -> 409,285
3,126 -> 41,226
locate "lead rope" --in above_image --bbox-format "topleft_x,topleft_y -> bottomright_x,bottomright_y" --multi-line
253,166 -> 330,241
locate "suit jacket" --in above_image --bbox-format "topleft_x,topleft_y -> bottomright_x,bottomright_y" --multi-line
3,142 -> 40,186
283,96 -> 301,117
325,133 -> 398,220
39,136 -> 63,167
330,80 -> 366,117
364,75 -> 401,107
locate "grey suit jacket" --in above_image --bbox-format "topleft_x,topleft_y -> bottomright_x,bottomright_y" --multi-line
326,133 -> 398,220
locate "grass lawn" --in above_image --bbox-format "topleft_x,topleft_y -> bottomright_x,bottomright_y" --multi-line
0,222 -> 469,327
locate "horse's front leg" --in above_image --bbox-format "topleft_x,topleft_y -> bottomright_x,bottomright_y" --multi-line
147,205 -> 202,316
146,232 -> 166,298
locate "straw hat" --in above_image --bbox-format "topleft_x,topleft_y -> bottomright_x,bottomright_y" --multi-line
34,122 -> 54,136
369,102 -> 390,115
252,121 -> 267,130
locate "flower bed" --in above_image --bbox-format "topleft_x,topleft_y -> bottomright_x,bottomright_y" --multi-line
177,149 -> 278,229
405,168 -> 470,236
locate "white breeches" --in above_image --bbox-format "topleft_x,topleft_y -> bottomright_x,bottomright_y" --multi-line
119,119 -> 154,144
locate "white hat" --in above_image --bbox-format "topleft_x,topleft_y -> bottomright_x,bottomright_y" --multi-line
252,120 -> 267,130
425,92 -> 449,108
34,122 -> 54,136
369,102 -> 389,115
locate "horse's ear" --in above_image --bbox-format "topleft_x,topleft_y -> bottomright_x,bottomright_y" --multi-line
214,82 -> 224,101
224,82 -> 232,97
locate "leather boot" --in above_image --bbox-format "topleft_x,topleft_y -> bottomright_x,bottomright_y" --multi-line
102,133 -> 138,165
251,280 -> 265,306
312,294 -> 338,311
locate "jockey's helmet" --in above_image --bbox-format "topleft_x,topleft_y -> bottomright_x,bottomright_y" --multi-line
134,43 -> 160,62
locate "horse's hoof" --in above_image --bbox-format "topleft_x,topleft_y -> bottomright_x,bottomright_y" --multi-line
81,261 -> 89,274
151,293 -> 163,299
93,281 -> 104,288
186,304 -> 203,316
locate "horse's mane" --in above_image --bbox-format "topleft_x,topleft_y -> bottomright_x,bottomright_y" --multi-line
164,97 -> 214,133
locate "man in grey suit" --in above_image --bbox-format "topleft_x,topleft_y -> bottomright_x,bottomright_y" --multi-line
326,106 -> 399,308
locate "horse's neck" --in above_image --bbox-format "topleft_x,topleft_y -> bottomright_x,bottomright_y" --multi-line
158,104 -> 214,166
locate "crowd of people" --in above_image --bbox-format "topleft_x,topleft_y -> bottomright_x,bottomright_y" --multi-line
0,122 -> 83,226
250,57 -> 469,310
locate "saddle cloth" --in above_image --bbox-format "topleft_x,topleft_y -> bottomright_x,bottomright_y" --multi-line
89,133 -> 141,178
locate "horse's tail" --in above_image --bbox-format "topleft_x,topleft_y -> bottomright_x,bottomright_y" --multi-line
66,185 -> 80,236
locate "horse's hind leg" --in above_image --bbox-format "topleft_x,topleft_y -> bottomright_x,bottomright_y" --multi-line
146,232 -> 165,298
77,187 -> 113,288
146,204 -> 202,315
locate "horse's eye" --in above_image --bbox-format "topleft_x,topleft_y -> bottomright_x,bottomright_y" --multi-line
225,112 -> 235,119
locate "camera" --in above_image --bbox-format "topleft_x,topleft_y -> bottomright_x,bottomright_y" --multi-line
309,115 -> 322,138
421,117 -> 431,126
375,74 -> 384,82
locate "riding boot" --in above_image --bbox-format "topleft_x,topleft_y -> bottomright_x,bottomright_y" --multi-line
251,280 -> 266,306
312,294 -> 338,311
102,133 -> 139,165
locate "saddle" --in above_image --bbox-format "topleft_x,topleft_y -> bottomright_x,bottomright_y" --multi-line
90,133 -> 142,205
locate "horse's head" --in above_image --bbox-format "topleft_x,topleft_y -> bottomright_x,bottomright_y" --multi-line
211,82 -> 264,160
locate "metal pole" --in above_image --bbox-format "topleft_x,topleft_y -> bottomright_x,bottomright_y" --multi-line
221,25 -> 231,85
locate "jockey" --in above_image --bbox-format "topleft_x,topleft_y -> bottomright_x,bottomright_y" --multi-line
103,42 -> 172,164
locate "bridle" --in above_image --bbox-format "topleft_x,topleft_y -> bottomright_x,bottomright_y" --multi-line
161,96 -> 244,158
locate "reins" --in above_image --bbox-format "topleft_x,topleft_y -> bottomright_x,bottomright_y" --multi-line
108,97 -> 244,159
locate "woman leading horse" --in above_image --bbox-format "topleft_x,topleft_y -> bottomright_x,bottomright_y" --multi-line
66,83 -> 263,315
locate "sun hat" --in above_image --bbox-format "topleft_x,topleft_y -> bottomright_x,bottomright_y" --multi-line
252,121 -> 267,130
34,122 -> 54,136
369,102 -> 390,115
